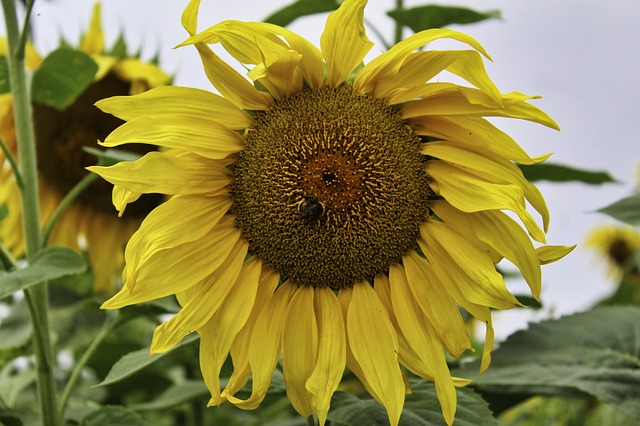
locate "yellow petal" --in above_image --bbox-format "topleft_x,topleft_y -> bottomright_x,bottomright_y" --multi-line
427,161 -> 545,243
112,59 -> 171,90
199,256 -> 262,406
402,89 -> 559,130
192,42 -> 273,110
389,264 -> 457,426
282,285 -> 318,418
346,281 -> 405,426
102,216 -> 240,309
222,267 -> 280,399
423,141 -> 549,233
150,238 -> 248,353
536,244 -> 576,265
433,201 -> 543,299
111,186 -> 141,216
409,115 -> 550,166
80,3 -> 104,55
355,28 -> 490,94
306,287 -> 346,425
320,0 -> 373,87
100,115 -> 245,160
420,219 -> 521,309
96,86 -> 252,130
226,281 -> 297,409
181,0 -> 200,35
247,37 -> 302,100
88,151 -> 230,196
402,251 -> 470,356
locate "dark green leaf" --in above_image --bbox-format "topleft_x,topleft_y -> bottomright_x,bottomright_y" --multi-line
108,33 -> 128,59
458,307 -> 640,417
519,163 -> 617,185
80,406 -> 146,426
387,5 -> 500,32
31,47 -> 98,110
96,334 -> 199,387
0,300 -> 31,351
83,147 -> 142,167
596,195 -> 640,226
129,381 -> 208,411
328,380 -> 497,426
264,0 -> 339,27
0,363 -> 37,408
0,56 -> 9,94
0,247 -> 87,300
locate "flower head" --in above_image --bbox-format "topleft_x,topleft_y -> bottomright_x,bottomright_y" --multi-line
0,3 -> 170,293
92,0 -> 573,424
586,225 -> 640,279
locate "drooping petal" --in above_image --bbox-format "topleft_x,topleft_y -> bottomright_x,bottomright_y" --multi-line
246,37 -> 302,100
226,281 -> 297,409
402,251 -> 470,356
427,160 -> 546,243
355,28 -> 490,94
95,86 -> 252,130
199,256 -> 262,406
306,286 -> 346,425
320,0 -> 373,87
112,59 -> 172,90
537,244 -> 576,265
345,282 -> 405,426
88,152 -> 230,197
149,237 -> 248,353
282,285 -> 318,418
389,264 -> 457,426
111,186 -> 141,216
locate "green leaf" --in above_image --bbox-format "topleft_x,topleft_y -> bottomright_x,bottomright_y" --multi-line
108,33 -> 128,59
264,0 -> 340,27
387,5 -> 500,32
0,247 -> 87,300
328,380 -> 497,425
458,306 -> 640,417
80,406 -> 146,426
0,56 -> 9,94
129,380 -> 208,411
519,163 -> 617,185
96,334 -> 199,387
596,195 -> 640,226
0,300 -> 31,351
31,47 -> 98,110
0,204 -> 8,222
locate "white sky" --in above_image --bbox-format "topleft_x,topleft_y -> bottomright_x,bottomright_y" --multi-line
6,0 -> 640,339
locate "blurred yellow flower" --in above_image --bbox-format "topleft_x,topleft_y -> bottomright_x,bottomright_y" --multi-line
91,0 -> 573,424
586,225 -> 640,278
0,3 -> 170,293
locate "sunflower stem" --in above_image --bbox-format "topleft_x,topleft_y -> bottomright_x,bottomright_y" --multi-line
2,1 -> 60,425
58,310 -> 121,420
0,136 -> 24,189
306,415 -> 318,426
0,242 -> 19,270
394,0 -> 404,44
41,172 -> 98,247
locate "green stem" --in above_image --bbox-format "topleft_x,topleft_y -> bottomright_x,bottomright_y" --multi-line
41,173 -> 98,247
394,0 -> 404,44
58,311 -> 121,420
0,136 -> 23,189
0,242 -> 19,270
2,1 -> 60,425
306,414 -> 318,426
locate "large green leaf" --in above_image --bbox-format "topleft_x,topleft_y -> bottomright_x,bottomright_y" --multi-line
328,380 -> 497,426
31,47 -> 98,110
264,0 -> 339,27
596,195 -> 640,226
387,5 -> 500,32
96,333 -> 199,387
519,163 -> 617,185
129,381 -> 209,411
0,247 -> 87,300
458,307 -> 640,417
0,300 -> 31,351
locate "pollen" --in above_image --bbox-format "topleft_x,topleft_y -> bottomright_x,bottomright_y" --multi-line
231,85 -> 435,288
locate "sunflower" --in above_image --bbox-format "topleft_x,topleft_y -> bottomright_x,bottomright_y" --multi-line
586,225 -> 640,279
0,3 -> 170,293
91,0 -> 574,424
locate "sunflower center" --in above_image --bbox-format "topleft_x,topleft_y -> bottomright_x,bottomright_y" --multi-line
231,85 -> 434,288
33,72 -> 161,216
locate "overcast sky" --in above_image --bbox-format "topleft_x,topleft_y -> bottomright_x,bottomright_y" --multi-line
6,0 -> 640,339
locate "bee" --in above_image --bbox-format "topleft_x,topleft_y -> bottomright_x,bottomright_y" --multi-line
297,197 -> 325,221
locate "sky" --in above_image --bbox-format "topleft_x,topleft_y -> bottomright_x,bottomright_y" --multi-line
5,0 -> 640,339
